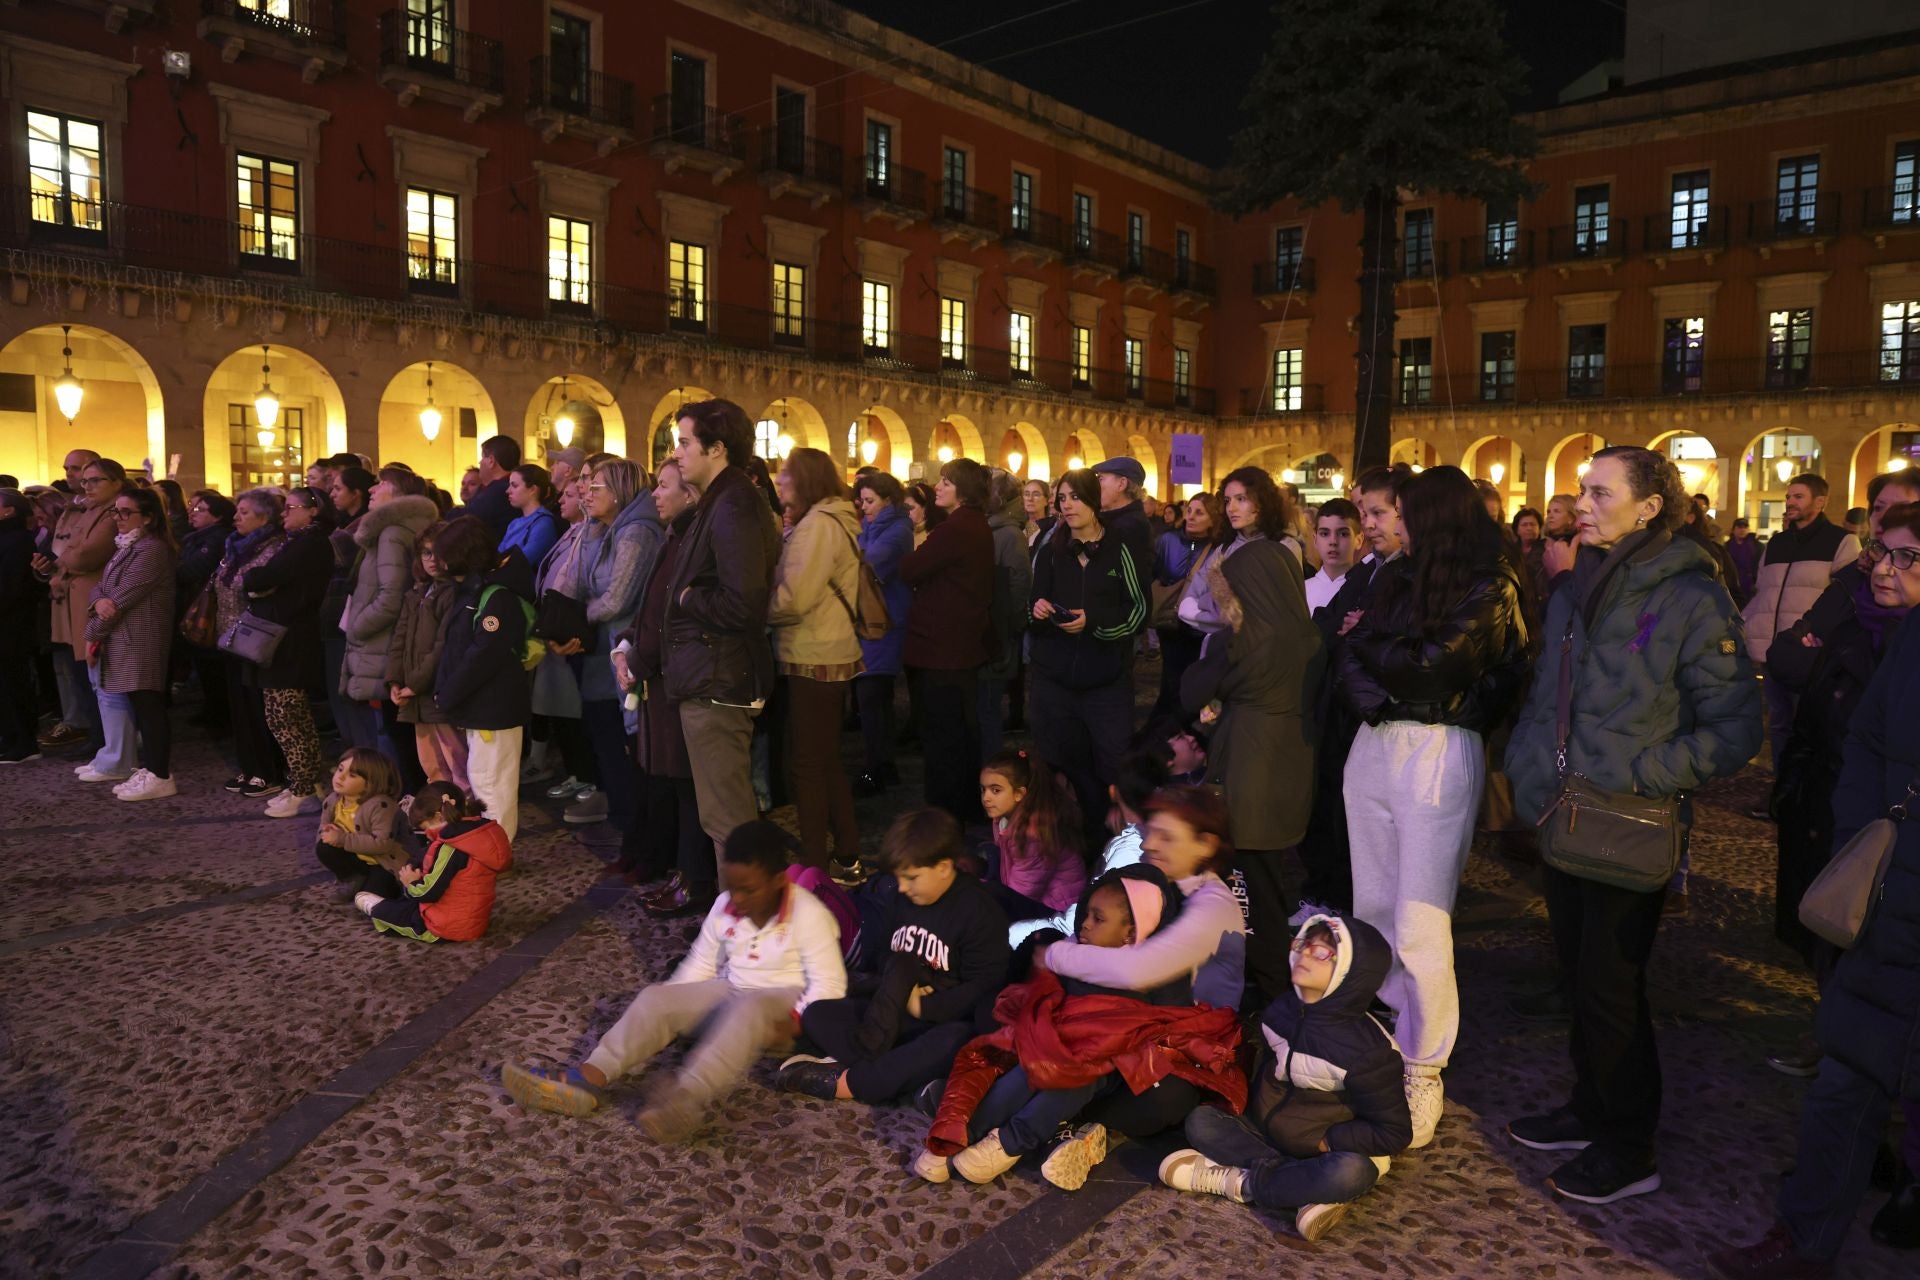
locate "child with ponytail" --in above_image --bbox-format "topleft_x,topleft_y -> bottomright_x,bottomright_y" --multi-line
979,748 -> 1086,914
352,780 -> 513,943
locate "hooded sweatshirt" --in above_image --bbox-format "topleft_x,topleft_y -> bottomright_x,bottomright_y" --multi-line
1251,913 -> 1414,1172
435,550 -> 537,730
401,815 -> 514,942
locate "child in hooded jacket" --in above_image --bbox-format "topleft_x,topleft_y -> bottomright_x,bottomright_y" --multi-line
979,749 -> 1086,914
314,747 -> 408,902
1159,912 -> 1413,1242
351,781 -> 513,942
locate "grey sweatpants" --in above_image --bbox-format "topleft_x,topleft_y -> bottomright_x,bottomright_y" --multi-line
583,979 -> 800,1106
1344,720 -> 1485,1070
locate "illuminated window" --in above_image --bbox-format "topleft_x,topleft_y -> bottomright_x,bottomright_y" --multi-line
547,215 -> 592,308
667,240 -> 706,328
406,186 -> 458,288
861,280 -> 891,353
1173,348 -> 1192,404
940,297 -> 967,366
1881,301 -> 1920,382
1270,348 -> 1302,411
1573,183 -> 1610,256
1568,323 -> 1606,397
1895,142 -> 1919,224
1124,337 -> 1144,396
1669,169 -> 1710,248
1071,326 -> 1092,388
754,417 -> 783,461
1663,316 -> 1705,393
1398,337 -> 1433,405
772,262 -> 805,344
1776,156 -> 1820,233
26,110 -> 103,230
1480,331 -> 1515,401
1767,308 -> 1813,389
1009,312 -> 1033,376
236,153 -> 298,264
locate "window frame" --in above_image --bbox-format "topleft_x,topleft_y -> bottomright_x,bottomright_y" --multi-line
1479,330 -> 1516,402
939,295 -> 968,366
864,115 -> 895,199
1775,154 -> 1821,234
1662,315 -> 1706,394
1009,310 -> 1034,377
25,108 -> 106,234
1398,336 -> 1434,405
1881,299 -> 1920,383
1273,224 -> 1304,289
235,150 -> 301,270
941,143 -> 969,219
1573,182 -> 1612,256
546,213 -> 594,312
1484,196 -> 1519,266
405,184 -> 460,294
1072,189 -> 1095,252
1668,167 -> 1711,249
1766,307 -> 1814,389
1567,322 -> 1607,398
1271,347 -> 1303,412
771,260 -> 806,345
666,238 -> 707,330
1010,168 -> 1035,234
1172,346 -> 1192,405
861,279 -> 892,354
1126,209 -> 1146,270
1401,207 -> 1435,276
1123,336 -> 1144,396
1893,140 -> 1919,224
1070,324 -> 1092,388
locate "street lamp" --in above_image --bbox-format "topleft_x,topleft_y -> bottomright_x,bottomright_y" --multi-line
418,361 -> 442,442
252,344 -> 280,443
860,437 -> 879,466
1488,461 -> 1507,487
1775,458 -> 1794,484
1889,457 -> 1911,472
1067,454 -> 1084,471
936,444 -> 955,463
51,325 -> 83,423
1006,449 -> 1023,473
553,377 -> 574,447
777,432 -> 795,459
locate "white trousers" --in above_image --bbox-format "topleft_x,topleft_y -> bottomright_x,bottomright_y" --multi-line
465,725 -> 524,841
583,979 -> 800,1106
1343,720 -> 1486,1070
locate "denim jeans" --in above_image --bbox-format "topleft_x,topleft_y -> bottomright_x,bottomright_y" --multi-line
967,1066 -> 1119,1156
62,647 -> 103,748
1184,1105 -> 1380,1209
86,664 -> 137,777
1779,1054 -> 1894,1263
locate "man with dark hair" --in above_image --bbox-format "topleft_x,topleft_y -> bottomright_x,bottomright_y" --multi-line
664,399 -> 781,868
1743,472 -> 1859,776
1089,457 -> 1155,577
1305,498 -> 1362,615
463,435 -> 520,539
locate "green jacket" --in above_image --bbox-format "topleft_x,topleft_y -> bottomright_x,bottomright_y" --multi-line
1505,529 -> 1762,823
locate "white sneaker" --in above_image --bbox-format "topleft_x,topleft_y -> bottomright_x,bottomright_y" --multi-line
118,772 -> 177,802
264,788 -> 313,819
1293,1201 -> 1350,1242
1157,1148 -> 1248,1201
910,1149 -> 951,1184
76,766 -> 131,783
951,1129 -> 1020,1184
353,891 -> 382,916
112,768 -> 153,796
1289,899 -> 1334,928
1039,1123 -> 1108,1191
1405,1067 -> 1444,1149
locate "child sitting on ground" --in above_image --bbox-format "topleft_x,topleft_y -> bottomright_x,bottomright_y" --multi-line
1010,749 -> 1169,947
776,808 -> 1010,1106
916,866 -> 1245,1192
980,749 -> 1086,917
314,748 -> 407,903
351,781 -> 511,943
1159,912 -> 1412,1242
500,820 -> 847,1142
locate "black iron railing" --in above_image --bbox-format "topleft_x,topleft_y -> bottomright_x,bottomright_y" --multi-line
1545,221 -> 1627,262
650,96 -> 746,156
852,155 -> 927,210
935,182 -> 1000,233
1252,257 -> 1315,295
754,127 -> 842,185
377,7 -> 503,94
1458,230 -> 1534,272
1748,192 -> 1842,240
204,0 -> 345,44
1642,206 -> 1730,253
528,57 -> 635,130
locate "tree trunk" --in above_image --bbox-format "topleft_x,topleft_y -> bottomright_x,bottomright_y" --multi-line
1352,184 -> 1400,475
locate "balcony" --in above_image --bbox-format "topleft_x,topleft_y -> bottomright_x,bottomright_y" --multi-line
1394,241 -> 1449,283
375,8 -> 504,122
1239,384 -> 1327,416
1171,256 -> 1217,299
1066,227 -> 1124,280
1545,221 -> 1627,269
849,157 -> 927,228
1747,193 -> 1841,249
755,128 -> 842,207
1458,230 -> 1534,276
526,57 -> 635,153
197,0 -> 347,81
1862,185 -> 1920,244
933,183 -> 1000,248
1641,206 -> 1730,260
1252,257 -> 1315,304
649,97 -> 746,182
1003,207 -> 1064,264
48,0 -> 156,31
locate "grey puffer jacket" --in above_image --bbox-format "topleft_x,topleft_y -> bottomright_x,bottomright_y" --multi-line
1505,528 -> 1762,825
579,492 -> 663,703
339,495 -> 439,701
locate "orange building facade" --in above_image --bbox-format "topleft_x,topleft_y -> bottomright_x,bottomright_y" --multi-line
0,1 -> 1916,528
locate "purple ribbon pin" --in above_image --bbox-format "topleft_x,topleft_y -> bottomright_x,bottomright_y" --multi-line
1627,612 -> 1659,654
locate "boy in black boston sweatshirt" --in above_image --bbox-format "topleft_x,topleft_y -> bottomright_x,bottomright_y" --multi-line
778,808 -> 1010,1104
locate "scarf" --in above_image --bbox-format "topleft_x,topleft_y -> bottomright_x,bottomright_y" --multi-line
220,524 -> 279,586
1852,572 -> 1908,655
113,529 -> 140,551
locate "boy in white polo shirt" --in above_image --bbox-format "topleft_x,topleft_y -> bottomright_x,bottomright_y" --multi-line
1304,498 -> 1362,617
502,820 -> 846,1140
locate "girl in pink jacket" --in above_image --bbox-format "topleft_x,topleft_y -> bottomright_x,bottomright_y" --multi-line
980,749 -> 1087,913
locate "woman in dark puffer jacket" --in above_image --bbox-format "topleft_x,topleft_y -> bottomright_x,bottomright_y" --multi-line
1335,465 -> 1530,1152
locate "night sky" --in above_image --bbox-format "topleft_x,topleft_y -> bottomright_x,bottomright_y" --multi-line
840,0 -> 1628,166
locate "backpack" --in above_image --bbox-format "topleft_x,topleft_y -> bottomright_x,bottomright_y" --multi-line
825,516 -> 892,642
474,584 -> 546,671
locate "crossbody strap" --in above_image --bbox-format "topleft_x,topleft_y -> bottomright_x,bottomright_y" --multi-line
1554,615 -> 1575,778
1890,777 -> 1920,822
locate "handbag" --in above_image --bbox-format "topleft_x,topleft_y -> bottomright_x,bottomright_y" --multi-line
1799,778 -> 1915,947
826,518 -> 892,642
534,588 -> 590,648
1150,542 -> 1203,629
1537,615 -> 1688,892
179,578 -> 219,648
217,610 -> 288,666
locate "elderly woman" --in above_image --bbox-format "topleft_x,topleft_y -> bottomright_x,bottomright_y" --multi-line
557,457 -> 661,831
766,447 -> 864,870
851,471 -> 914,796
1505,446 -> 1760,1207
45,456 -> 125,757
176,489 -> 236,732
240,486 -> 335,819
212,489 -> 288,797
528,475 -> 597,794
83,487 -> 180,801
340,465 -> 439,779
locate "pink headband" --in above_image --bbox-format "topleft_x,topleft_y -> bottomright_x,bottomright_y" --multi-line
1120,878 -> 1164,942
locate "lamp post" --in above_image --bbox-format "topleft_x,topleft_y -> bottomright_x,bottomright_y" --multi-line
553,376 -> 575,448
252,345 -> 280,448
419,361 -> 442,442
51,325 -> 83,424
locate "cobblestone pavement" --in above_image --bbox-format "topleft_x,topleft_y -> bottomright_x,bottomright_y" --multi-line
0,688 -> 1910,1279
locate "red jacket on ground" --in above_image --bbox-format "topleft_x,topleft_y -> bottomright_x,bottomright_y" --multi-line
926,968 -> 1246,1156
412,817 -> 514,941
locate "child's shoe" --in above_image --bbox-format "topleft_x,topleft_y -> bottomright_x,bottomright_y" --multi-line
353,891 -> 382,916
1293,1201 -> 1350,1242
501,1062 -> 603,1116
951,1128 -> 1020,1184
1157,1148 -> 1249,1202
332,872 -> 368,903
1039,1123 -> 1108,1191
912,1078 -> 945,1119
1404,1065 -> 1444,1148
774,1055 -> 842,1100
636,1083 -> 703,1143
911,1149 -> 951,1184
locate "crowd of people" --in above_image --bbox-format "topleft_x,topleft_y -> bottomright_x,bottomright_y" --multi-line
3,409 -> 1915,1269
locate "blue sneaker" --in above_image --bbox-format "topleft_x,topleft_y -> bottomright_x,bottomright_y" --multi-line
501,1062 -> 603,1116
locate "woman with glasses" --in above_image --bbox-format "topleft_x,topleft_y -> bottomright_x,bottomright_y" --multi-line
175,490 -> 236,733
527,476 -> 597,797
44,457 -> 124,758
211,490 -> 290,798
240,486 -> 336,819
83,488 -> 180,801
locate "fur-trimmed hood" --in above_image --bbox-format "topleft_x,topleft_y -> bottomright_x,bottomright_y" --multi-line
353,494 -> 440,549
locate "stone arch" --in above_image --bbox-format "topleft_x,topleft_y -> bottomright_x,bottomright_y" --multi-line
1461,433 -> 1522,516
755,396 -> 831,462
1736,426 -> 1824,535
935,413 -> 986,464
0,322 -> 168,489
1544,431 -> 1607,501
1647,429 -> 1732,517
1060,425 -> 1106,471
525,374 -> 629,467
375,360 -> 498,488
642,385 -> 719,471
1004,421 -> 1050,481
1850,424 -> 1920,507
1390,437 -> 1439,470
202,343 -> 348,494
1127,433 -> 1162,497
856,405 -> 915,476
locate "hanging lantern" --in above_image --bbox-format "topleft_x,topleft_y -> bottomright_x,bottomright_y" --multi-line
1488,461 -> 1507,486
776,432 -> 795,459
860,436 -> 879,466
419,361 -> 443,442
1006,449 -> 1023,473
552,376 -> 575,447
1774,457 -> 1794,484
252,344 -> 280,435
52,325 -> 83,422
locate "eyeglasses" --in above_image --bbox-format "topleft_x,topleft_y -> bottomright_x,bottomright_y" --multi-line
586,483 -> 610,493
111,507 -> 141,521
190,503 -> 211,514
79,476 -> 107,487
1290,938 -> 1337,963
1867,540 -> 1920,572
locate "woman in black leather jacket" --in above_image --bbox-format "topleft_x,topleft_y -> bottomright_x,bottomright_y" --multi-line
1334,465 -> 1530,1152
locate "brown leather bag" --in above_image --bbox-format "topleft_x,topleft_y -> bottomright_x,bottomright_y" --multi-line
179,579 -> 219,648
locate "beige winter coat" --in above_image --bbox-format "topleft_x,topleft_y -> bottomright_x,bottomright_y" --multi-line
766,497 -> 863,669
49,495 -> 118,647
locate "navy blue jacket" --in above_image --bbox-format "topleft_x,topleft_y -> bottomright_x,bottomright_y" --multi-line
435,552 -> 535,731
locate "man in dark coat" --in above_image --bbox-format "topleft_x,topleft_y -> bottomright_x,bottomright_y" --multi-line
462,435 -> 521,542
